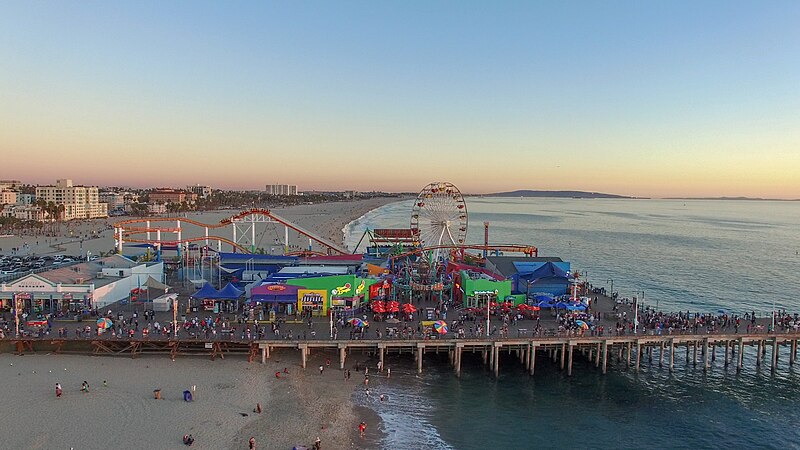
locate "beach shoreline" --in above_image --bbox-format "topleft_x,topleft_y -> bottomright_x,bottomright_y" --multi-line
0,197 -> 404,259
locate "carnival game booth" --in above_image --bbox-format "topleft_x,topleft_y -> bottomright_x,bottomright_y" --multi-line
512,262 -> 571,298
286,274 -> 377,315
249,283 -> 306,320
459,270 -> 515,309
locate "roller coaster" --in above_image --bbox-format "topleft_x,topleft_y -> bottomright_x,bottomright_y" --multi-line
112,208 -> 349,256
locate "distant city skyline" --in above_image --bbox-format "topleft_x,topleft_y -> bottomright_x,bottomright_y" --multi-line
1,2 -> 799,199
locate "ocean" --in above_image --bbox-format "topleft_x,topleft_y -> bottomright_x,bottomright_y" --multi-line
345,197 -> 800,449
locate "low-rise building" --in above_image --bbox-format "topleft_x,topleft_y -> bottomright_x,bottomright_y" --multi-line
149,189 -> 198,205
1,205 -> 45,221
266,184 -> 298,196
187,184 -> 212,199
0,255 -> 165,312
0,190 -> 17,205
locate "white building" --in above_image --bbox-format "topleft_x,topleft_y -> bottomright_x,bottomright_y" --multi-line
0,255 -> 165,311
35,179 -> 108,220
187,184 -> 212,199
1,205 -> 45,221
266,184 -> 298,196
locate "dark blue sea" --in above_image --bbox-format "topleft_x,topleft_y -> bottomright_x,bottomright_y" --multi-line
345,198 -> 800,449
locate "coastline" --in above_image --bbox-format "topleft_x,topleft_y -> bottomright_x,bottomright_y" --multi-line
0,197 -> 404,449
0,197 -> 404,258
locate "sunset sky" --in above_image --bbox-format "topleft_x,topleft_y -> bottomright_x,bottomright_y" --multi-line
1,1 -> 799,198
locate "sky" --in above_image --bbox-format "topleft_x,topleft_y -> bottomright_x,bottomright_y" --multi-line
1,1 -> 799,198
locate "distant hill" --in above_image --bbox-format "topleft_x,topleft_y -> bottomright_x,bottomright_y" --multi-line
664,196 -> 800,201
484,190 -> 634,199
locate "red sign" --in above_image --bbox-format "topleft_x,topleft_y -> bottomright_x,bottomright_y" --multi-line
267,285 -> 286,291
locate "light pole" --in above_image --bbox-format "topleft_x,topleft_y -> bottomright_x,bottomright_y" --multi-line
14,295 -> 21,338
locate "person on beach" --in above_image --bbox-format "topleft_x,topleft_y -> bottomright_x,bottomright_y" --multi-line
55,383 -> 62,398
182,434 -> 194,446
81,381 -> 89,393
313,437 -> 321,450
248,436 -> 256,449
319,365 -> 324,375
254,403 -> 262,414
358,421 -> 367,438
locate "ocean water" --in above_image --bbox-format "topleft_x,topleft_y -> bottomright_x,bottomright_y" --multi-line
345,198 -> 800,449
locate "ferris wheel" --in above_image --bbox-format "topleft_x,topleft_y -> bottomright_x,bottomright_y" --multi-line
410,182 -> 468,255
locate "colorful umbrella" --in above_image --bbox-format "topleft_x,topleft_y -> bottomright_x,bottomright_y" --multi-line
348,318 -> 369,328
433,320 -> 448,334
97,318 -> 113,329
575,320 -> 590,330
401,303 -> 417,313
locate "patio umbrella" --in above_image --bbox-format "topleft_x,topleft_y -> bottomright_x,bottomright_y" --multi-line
575,320 -> 590,330
387,301 -> 400,313
386,318 -> 401,324
528,305 -> 541,311
516,304 -> 528,311
401,303 -> 417,314
97,318 -> 113,329
433,320 -> 448,334
567,304 -> 586,311
371,301 -> 386,313
348,318 -> 369,328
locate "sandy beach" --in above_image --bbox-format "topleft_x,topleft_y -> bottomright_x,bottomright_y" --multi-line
0,349 -> 387,450
0,197 -> 402,258
0,197 -> 402,449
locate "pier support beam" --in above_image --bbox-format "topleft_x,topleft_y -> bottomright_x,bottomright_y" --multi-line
772,338 -> 778,370
455,345 -> 463,378
791,340 -> 797,366
482,349 -> 488,366
669,339 -> 675,372
595,343 -> 601,368
738,338 -> 744,370
378,345 -> 385,371
567,343 -> 574,376
635,342 -> 641,372
339,346 -> 346,370
659,341 -> 665,368
493,344 -> 501,378
560,343 -> 566,370
299,344 -> 307,369
756,340 -> 762,367
417,345 -> 424,374
724,340 -> 730,367
530,344 -> 537,376
602,341 -> 609,374
626,342 -> 632,367
703,338 -> 709,371
693,341 -> 698,367
261,346 -> 266,364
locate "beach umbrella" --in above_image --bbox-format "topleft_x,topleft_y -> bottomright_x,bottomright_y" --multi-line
97,318 -> 113,330
386,301 -> 400,313
575,320 -> 590,330
516,304 -> 528,311
348,318 -> 369,328
401,303 -> 417,314
567,304 -> 587,311
371,301 -> 386,313
433,320 -> 448,334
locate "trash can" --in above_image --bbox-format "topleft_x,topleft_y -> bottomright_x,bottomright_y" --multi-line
153,389 -> 161,400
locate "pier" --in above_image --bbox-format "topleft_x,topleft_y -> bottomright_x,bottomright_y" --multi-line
4,332 -> 800,377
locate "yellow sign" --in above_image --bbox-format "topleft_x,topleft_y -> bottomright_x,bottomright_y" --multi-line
298,289 -> 328,316
356,279 -> 366,295
331,283 -> 351,296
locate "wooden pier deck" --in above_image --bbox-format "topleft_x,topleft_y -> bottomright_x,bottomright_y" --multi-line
5,332 -> 800,378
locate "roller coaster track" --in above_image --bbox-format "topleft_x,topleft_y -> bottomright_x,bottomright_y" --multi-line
113,208 -> 348,254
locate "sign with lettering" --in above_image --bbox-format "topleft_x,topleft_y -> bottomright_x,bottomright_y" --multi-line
331,282 -> 351,296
